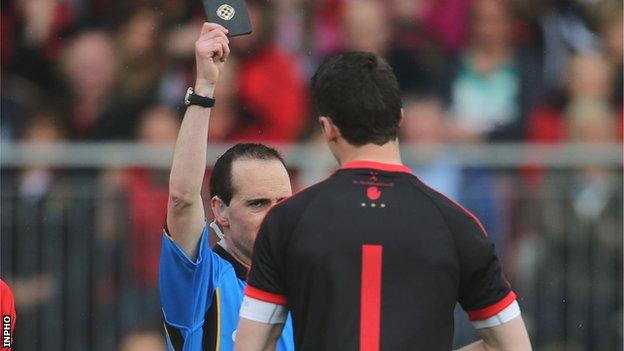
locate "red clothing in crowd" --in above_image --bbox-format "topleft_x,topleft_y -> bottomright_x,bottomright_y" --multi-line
231,46 -> 308,142
524,105 -> 624,186
125,169 -> 169,288
0,280 -> 16,351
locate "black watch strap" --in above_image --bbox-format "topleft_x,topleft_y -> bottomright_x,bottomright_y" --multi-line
185,87 -> 215,108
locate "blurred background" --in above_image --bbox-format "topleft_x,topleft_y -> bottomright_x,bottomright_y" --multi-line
0,0 -> 622,350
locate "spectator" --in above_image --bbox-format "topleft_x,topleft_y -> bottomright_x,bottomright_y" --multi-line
439,0 -> 532,260
127,105 -> 182,291
116,5 -> 168,115
386,0 -> 446,93
341,0 -> 446,93
4,112 -> 64,351
400,94 -> 461,201
527,53 -> 618,149
96,105 -> 183,333
598,4 -> 623,109
341,0 -> 390,56
17,111 -> 66,199
58,29 -> 133,140
534,100 -> 623,350
227,0 -> 308,142
532,0 -> 602,91
2,0 -> 76,89
442,0 -> 541,142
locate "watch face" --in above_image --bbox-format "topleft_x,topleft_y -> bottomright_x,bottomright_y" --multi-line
184,87 -> 193,106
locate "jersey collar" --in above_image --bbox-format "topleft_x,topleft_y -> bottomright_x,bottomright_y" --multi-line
213,244 -> 248,281
341,160 -> 412,174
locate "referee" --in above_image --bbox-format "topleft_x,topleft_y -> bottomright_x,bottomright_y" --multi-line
235,52 -> 532,351
158,23 -> 294,351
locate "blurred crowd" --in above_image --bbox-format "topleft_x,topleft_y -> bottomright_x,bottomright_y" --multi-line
1,0 -> 623,350
2,0 -> 622,144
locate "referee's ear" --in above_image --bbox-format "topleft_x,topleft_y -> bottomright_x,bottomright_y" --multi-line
210,195 -> 230,228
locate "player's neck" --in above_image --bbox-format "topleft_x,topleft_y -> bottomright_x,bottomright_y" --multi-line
336,139 -> 403,166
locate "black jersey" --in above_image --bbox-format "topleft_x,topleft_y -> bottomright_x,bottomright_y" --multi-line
245,161 -> 516,351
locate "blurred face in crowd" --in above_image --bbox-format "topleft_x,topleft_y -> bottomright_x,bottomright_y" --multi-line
120,7 -> 163,60
62,31 -> 118,99
136,106 -> 180,144
119,331 -> 166,351
601,13 -> 623,64
343,0 -> 390,55
566,101 -> 616,143
230,2 -> 270,55
470,0 -> 512,50
390,0 -> 428,23
222,158 -> 291,260
568,54 -> 613,100
22,117 -> 64,144
400,98 -> 447,144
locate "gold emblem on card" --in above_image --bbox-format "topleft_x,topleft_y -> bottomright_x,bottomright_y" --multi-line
216,4 -> 235,21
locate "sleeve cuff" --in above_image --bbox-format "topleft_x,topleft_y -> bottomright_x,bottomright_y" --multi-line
244,285 -> 287,305
467,291 -> 517,321
471,300 -> 521,329
161,225 -> 208,267
240,296 -> 288,324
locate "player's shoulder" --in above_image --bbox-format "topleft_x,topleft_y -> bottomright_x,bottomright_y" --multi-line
412,177 -> 488,236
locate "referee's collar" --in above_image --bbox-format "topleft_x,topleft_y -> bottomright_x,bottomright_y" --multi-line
341,160 -> 412,174
213,244 -> 248,281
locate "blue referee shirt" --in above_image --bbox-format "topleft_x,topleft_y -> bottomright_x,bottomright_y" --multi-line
159,224 -> 295,351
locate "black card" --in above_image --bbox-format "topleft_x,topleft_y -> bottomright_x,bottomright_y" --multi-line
202,0 -> 252,37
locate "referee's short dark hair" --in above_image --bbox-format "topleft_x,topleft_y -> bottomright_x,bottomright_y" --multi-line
210,143 -> 285,205
311,52 -> 402,146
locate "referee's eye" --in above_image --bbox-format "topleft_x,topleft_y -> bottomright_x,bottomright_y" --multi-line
246,199 -> 270,208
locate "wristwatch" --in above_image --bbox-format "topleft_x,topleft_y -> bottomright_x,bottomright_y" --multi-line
184,87 -> 215,108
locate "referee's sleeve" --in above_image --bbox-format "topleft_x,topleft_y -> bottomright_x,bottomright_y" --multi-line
159,224 -> 220,328
450,206 -> 517,322
245,208 -> 288,305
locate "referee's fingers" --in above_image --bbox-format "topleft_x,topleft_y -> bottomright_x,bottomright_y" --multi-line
200,22 -> 228,37
200,28 -> 230,43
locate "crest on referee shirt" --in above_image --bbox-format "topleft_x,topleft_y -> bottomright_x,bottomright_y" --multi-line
217,4 -> 236,20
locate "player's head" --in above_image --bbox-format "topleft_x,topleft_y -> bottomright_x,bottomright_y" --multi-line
311,52 -> 402,157
209,143 -> 292,260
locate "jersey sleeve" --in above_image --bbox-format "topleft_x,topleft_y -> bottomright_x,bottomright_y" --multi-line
159,224 -> 223,329
245,208 -> 288,306
446,204 -> 517,322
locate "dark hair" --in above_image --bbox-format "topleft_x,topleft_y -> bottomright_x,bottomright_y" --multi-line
311,52 -> 402,146
209,143 -> 285,205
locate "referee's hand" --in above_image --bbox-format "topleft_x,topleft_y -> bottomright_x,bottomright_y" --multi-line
194,22 -> 230,97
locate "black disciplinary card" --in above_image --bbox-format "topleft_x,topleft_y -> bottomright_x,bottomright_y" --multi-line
203,0 -> 252,37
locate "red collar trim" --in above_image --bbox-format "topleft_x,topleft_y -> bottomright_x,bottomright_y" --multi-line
341,161 -> 412,174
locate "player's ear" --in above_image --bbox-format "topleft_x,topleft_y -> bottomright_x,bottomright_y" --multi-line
319,116 -> 339,141
399,108 -> 405,127
211,196 -> 230,228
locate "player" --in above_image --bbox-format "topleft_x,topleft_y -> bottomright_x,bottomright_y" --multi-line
235,52 -> 532,351
158,23 -> 294,351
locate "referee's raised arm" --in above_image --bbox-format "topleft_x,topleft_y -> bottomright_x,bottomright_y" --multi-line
166,22 -> 230,260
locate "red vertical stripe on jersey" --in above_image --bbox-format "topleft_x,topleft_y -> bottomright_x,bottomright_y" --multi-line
360,245 -> 383,351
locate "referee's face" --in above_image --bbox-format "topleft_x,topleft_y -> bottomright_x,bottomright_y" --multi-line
224,158 -> 292,259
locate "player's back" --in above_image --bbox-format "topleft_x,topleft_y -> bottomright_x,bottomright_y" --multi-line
247,161 -> 514,351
